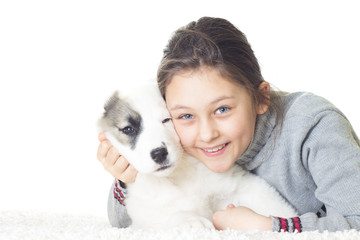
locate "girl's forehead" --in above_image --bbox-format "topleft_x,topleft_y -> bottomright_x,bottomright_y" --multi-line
166,68 -> 252,109
167,67 -> 243,94
174,66 -> 220,78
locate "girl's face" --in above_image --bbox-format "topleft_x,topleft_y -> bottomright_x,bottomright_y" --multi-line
165,67 -> 267,173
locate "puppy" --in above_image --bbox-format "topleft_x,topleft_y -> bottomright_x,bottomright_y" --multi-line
98,82 -> 297,229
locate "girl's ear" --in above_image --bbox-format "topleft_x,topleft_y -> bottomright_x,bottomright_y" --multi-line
256,82 -> 270,115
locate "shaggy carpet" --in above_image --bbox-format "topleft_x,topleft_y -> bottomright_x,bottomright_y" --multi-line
1,210 -> 360,240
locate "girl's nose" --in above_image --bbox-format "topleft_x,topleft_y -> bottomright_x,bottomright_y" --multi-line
198,118 -> 219,143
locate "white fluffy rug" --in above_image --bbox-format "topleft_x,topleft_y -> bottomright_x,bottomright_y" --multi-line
1,211 -> 360,240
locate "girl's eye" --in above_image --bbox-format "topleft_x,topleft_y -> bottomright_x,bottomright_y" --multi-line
180,114 -> 194,120
215,106 -> 230,114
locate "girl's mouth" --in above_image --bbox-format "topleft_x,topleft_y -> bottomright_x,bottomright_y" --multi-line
201,143 -> 229,156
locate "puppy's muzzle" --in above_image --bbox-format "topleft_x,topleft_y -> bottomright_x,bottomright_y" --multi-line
150,147 -> 168,164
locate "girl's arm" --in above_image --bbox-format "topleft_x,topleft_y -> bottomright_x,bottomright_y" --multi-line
98,132 -> 137,228
297,110 -> 360,232
107,179 -> 132,228
213,204 -> 272,231
272,110 -> 360,232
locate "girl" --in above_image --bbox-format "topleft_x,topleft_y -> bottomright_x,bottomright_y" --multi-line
97,17 -> 360,232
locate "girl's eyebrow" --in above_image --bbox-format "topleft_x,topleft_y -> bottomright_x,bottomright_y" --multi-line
169,96 -> 233,111
169,105 -> 190,111
210,96 -> 233,105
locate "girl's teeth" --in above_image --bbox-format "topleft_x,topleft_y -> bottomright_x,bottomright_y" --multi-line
204,144 -> 226,153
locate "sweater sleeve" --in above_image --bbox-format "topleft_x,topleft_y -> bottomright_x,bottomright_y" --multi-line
273,110 -> 360,232
107,179 -> 132,228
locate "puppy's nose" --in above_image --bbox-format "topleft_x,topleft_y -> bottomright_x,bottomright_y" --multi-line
150,147 -> 168,164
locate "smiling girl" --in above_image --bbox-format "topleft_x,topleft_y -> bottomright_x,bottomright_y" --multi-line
97,17 -> 360,232
164,66 -> 267,174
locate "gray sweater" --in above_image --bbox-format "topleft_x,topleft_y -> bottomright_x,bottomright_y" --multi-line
107,92 -> 360,232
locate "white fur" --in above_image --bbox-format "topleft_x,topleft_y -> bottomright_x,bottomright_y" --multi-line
99,83 -> 297,229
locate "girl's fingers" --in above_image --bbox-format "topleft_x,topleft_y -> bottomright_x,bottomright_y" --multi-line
103,146 -> 120,171
111,155 -> 130,177
110,156 -> 137,183
97,140 -> 112,163
96,133 -> 137,183
98,132 -> 107,142
117,164 -> 138,183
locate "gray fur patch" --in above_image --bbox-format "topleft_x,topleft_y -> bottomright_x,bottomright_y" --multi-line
101,92 -> 142,149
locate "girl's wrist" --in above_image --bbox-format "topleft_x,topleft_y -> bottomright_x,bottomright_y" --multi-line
259,216 -> 272,231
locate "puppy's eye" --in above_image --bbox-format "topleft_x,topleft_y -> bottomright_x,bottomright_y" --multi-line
120,126 -> 136,136
162,118 -> 171,124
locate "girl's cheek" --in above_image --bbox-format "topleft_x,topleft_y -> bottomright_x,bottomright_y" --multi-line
172,121 -> 185,140
175,125 -> 195,147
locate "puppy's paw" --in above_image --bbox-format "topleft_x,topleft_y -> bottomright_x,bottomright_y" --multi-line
169,213 -> 214,229
184,216 -> 214,229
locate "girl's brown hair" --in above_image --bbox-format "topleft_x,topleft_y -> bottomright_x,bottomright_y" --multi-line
157,17 -> 283,124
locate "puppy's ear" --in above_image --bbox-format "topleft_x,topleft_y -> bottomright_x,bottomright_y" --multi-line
97,91 -> 120,132
97,115 -> 111,132
104,91 -> 120,114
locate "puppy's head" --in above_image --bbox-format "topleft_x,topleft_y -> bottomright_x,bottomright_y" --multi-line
98,83 -> 182,177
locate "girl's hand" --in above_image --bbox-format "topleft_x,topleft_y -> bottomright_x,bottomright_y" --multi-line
212,204 -> 272,231
97,132 -> 138,183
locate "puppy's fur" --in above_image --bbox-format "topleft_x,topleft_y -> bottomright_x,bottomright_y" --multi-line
98,83 -> 297,229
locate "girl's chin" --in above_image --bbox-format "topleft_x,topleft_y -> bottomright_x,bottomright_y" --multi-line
204,161 -> 233,173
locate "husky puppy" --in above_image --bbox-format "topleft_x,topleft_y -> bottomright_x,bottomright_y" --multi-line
98,83 -> 297,229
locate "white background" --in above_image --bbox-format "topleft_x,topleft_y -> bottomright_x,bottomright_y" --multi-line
0,0 -> 359,218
